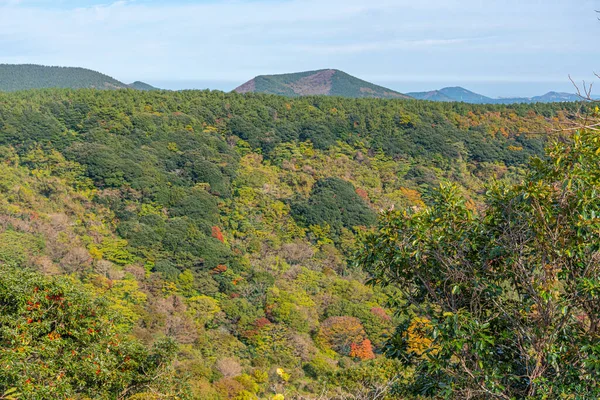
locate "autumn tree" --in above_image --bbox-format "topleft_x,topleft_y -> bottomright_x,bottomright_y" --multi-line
317,316 -> 369,356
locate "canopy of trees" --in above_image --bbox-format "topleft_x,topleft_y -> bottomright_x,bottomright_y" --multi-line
0,87 -> 586,399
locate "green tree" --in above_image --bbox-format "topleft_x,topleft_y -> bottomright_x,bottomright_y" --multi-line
358,129 -> 600,398
292,177 -> 376,238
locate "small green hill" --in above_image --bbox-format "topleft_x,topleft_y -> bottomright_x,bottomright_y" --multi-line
0,64 -> 157,92
405,89 -> 455,102
128,80 -> 159,91
234,69 -> 411,99
408,87 -> 494,103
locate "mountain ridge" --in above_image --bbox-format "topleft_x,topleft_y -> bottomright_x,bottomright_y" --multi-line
0,64 -> 158,92
408,86 -> 585,104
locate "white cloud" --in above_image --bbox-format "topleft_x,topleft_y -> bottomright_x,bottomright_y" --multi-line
295,37 -> 492,55
0,0 -> 598,94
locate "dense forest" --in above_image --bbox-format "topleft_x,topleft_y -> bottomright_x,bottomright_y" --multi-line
0,88 -> 589,399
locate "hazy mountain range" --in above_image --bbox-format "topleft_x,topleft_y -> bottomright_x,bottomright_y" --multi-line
0,64 -> 593,103
406,86 -> 586,104
235,69 -> 590,103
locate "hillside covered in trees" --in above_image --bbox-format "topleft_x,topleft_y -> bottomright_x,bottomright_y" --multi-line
0,64 -> 157,92
0,88 -> 586,399
234,69 -> 411,99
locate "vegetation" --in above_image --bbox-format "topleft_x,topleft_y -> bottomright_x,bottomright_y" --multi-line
358,125 -> 600,398
0,87 -> 587,398
0,64 -> 156,91
0,265 -> 185,399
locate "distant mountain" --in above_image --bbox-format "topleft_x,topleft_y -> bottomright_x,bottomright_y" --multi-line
234,69 -> 411,99
128,81 -> 159,91
531,92 -> 583,103
408,87 -> 495,103
405,90 -> 454,102
408,86 -> 585,104
0,64 -> 158,92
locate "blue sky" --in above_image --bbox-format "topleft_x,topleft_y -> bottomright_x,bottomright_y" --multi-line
1,0 -> 599,96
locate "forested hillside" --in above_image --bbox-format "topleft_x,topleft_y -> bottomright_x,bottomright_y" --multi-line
234,69 -> 410,99
0,64 -> 157,92
0,89 -> 582,399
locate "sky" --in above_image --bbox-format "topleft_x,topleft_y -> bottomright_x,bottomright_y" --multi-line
0,0 -> 599,97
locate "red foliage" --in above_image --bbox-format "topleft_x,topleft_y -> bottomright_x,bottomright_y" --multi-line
318,316 -> 367,356
254,317 -> 272,330
350,339 -> 375,360
370,307 -> 392,322
242,317 -> 272,339
211,264 -> 228,274
212,226 -> 225,242
355,188 -> 369,201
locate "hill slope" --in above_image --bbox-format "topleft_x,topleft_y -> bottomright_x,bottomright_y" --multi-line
0,88 -> 580,398
0,64 -> 157,91
234,69 -> 411,99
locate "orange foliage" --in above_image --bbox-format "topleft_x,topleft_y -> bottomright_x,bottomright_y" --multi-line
399,187 -> 425,208
212,226 -> 224,242
211,264 -> 228,274
349,339 -> 375,360
355,187 -> 369,201
254,317 -> 272,329
318,316 -> 368,356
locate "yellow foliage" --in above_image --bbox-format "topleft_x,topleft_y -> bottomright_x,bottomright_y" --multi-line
203,125 -> 219,133
276,368 -> 290,382
162,281 -> 178,297
406,317 -> 437,358
309,224 -> 334,247
388,187 -> 425,208
167,142 -> 179,152
88,245 -> 103,260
